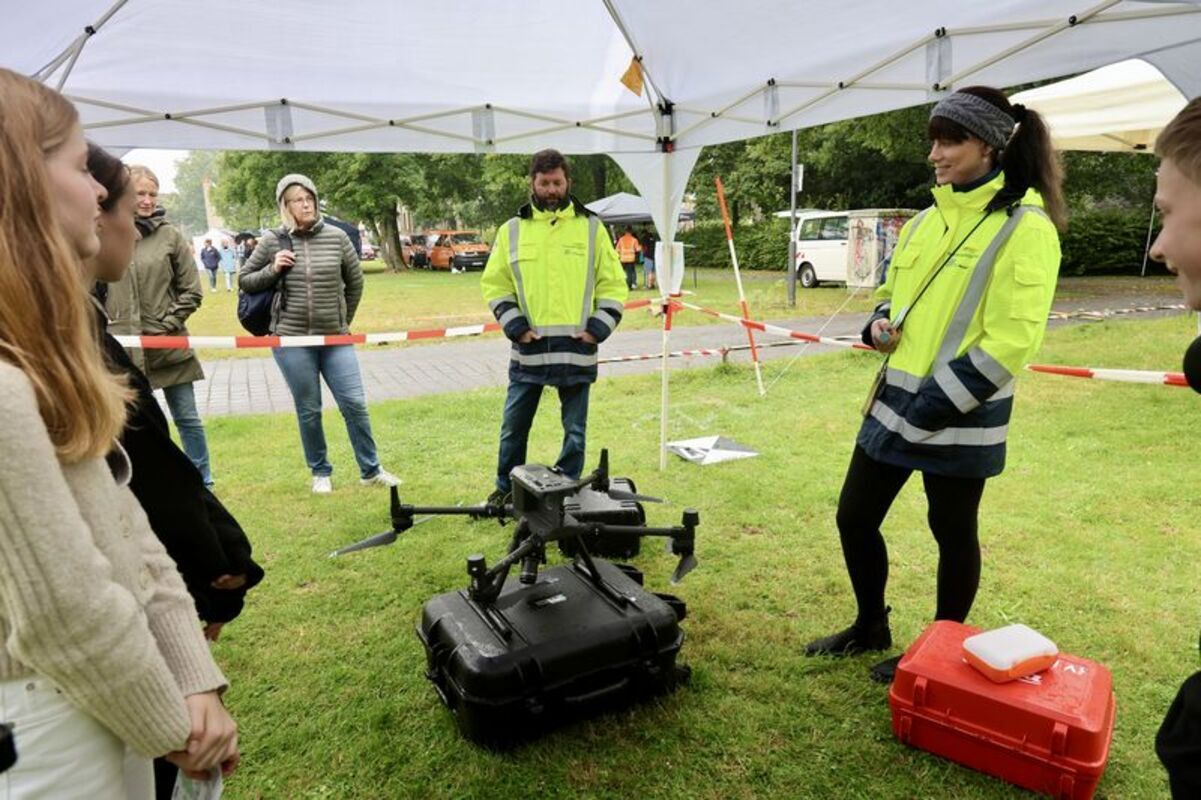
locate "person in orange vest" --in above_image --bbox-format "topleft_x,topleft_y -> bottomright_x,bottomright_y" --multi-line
616,226 -> 641,290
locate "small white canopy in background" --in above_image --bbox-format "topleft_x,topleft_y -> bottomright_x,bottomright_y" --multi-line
1011,59 -> 1189,153
585,192 -> 694,227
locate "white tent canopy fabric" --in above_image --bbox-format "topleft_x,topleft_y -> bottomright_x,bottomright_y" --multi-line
1010,59 -> 1189,152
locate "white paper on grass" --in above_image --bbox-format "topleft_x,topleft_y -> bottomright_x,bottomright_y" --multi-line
667,435 -> 759,465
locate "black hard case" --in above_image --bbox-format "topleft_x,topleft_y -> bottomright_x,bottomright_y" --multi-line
556,478 -> 645,559
417,559 -> 687,747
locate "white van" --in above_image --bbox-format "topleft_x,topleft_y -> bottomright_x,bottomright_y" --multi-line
793,208 -> 917,289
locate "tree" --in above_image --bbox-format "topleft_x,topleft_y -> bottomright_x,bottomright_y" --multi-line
164,150 -> 217,235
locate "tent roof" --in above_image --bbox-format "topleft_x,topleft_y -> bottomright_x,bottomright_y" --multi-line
586,191 -> 694,225
1011,59 -> 1189,152
5,1 -> 1200,155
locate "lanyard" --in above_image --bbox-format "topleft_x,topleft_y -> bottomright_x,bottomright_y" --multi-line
892,210 -> 995,332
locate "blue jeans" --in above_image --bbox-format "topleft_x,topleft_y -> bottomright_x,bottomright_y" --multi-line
272,345 -> 382,479
495,381 -> 590,493
205,268 -> 217,289
161,381 -> 213,486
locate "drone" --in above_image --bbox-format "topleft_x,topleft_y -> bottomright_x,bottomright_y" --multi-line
330,449 -> 699,607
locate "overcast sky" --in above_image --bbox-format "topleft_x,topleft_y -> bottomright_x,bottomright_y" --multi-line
122,148 -> 187,193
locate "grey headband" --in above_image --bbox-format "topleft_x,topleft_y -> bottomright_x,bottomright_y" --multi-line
930,92 -> 1016,151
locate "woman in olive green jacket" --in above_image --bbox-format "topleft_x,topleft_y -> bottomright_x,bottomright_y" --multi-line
105,166 -> 213,486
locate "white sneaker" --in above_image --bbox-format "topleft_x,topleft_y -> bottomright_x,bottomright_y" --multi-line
361,468 -> 401,487
312,475 -> 333,494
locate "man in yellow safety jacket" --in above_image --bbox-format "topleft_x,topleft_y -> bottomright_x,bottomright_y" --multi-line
481,149 -> 628,505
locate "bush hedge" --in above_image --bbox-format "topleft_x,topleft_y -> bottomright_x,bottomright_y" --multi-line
679,207 -> 1164,276
1060,206 -> 1163,275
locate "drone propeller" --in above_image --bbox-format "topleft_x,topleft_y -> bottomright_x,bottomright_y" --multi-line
671,552 -> 698,585
328,513 -> 436,558
607,487 -> 666,504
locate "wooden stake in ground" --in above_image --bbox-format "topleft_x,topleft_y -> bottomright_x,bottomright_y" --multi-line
714,176 -> 766,396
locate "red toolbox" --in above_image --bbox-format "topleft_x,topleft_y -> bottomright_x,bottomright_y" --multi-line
889,621 -> 1116,800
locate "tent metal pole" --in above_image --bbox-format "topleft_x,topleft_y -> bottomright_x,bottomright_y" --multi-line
659,151 -> 672,470
773,33 -> 935,126
293,121 -> 481,146
672,85 -> 768,144
1141,195 -> 1158,278
941,0 -> 1121,88
788,129 -> 798,307
600,0 -> 669,109
493,123 -> 656,146
33,0 -> 128,85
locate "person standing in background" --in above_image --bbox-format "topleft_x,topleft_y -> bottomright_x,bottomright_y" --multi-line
616,225 -> 641,290
199,238 -> 220,293
219,238 -> 237,292
105,165 -> 215,487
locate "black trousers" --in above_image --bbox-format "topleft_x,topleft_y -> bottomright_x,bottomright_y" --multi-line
836,444 -> 986,625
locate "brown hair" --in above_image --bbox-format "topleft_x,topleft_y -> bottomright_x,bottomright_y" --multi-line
87,142 -> 130,212
929,86 -> 1066,231
0,68 -> 129,462
1156,97 -> 1201,186
529,149 -> 571,180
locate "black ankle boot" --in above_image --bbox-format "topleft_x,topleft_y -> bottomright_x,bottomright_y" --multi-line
804,607 -> 892,656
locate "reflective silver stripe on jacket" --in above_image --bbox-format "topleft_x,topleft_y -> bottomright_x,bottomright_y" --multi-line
889,364 -> 1013,403
580,216 -> 598,329
506,214 -> 599,336
870,402 -> 1009,446
509,348 -> 598,368
507,218 -> 528,319
488,295 -> 517,313
497,307 -> 523,328
872,206 -> 1045,434
933,206 -> 1047,367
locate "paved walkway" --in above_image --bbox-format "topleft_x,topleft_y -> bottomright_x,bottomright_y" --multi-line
186,296 -> 1187,418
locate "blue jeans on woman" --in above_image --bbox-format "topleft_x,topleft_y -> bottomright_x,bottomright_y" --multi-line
161,381 -> 213,486
272,345 -> 383,479
495,381 -> 590,493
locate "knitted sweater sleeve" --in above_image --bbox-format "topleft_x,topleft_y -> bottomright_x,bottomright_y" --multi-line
0,364 -> 197,757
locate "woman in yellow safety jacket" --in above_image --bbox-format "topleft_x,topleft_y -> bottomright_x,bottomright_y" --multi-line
804,86 -> 1066,683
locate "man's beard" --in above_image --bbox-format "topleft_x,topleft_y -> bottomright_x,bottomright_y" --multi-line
532,192 -> 566,211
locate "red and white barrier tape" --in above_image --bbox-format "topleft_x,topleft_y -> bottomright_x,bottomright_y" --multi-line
113,298 -> 655,349
677,301 -> 875,351
600,338 -> 811,365
1048,303 -> 1187,321
1027,364 -> 1187,387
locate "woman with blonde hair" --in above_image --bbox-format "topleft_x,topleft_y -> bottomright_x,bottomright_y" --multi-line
0,67 -> 237,797
104,164 -> 214,486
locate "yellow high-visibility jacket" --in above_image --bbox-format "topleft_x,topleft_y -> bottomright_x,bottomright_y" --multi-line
481,197 -> 628,386
859,173 -> 1061,478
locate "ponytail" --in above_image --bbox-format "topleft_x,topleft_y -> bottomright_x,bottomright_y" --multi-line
958,86 -> 1067,231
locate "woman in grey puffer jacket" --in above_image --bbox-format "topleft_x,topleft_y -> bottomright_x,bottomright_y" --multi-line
239,174 -> 399,493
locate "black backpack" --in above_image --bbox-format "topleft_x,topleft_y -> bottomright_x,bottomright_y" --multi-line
237,229 -> 290,336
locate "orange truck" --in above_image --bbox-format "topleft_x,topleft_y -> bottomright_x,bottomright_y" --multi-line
426,230 -> 491,271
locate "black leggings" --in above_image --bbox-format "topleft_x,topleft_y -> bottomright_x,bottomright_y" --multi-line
836,444 -> 986,625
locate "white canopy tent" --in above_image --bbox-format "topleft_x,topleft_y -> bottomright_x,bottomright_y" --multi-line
1011,58 -> 1190,152
7,0 -> 1201,464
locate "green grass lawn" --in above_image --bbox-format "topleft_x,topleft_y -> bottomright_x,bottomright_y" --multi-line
203,311 -> 1199,799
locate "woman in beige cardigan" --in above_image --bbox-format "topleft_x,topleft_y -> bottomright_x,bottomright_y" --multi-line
0,68 -> 238,798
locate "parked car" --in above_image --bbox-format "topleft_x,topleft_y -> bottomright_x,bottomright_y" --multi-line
361,241 -> 377,260
400,234 -> 428,268
793,208 -> 916,288
426,230 -> 490,271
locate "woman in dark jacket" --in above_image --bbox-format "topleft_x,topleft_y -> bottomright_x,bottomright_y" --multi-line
239,173 -> 399,494
86,144 -> 264,798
